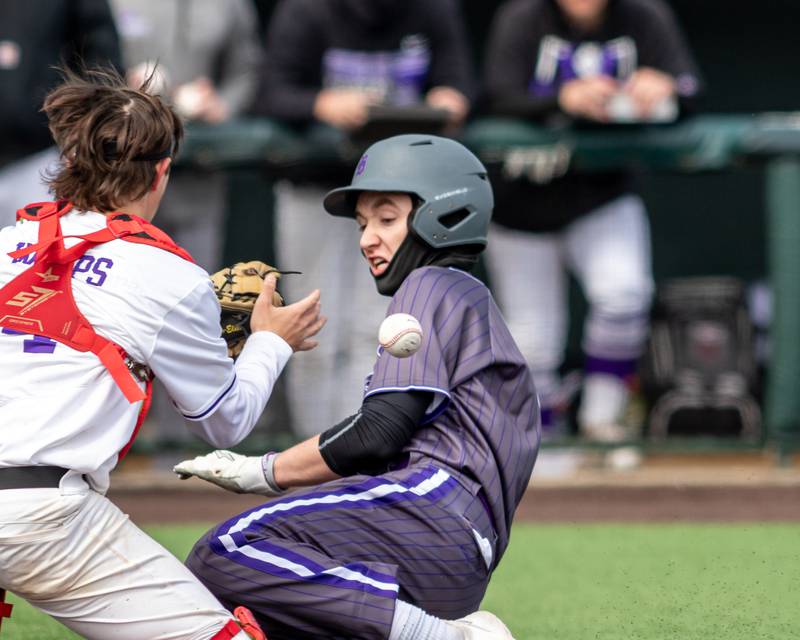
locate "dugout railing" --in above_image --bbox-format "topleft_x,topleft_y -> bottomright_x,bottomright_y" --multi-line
154,114 -> 800,460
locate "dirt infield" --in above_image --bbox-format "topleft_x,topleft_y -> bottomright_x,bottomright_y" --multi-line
109,451 -> 800,524
108,484 -> 800,525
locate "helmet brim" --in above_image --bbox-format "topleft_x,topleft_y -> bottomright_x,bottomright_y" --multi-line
322,186 -> 361,218
323,181 -> 418,218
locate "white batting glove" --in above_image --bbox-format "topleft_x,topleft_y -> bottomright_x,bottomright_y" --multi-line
173,450 -> 283,496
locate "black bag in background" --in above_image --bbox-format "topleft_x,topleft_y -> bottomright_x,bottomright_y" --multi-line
641,277 -> 762,441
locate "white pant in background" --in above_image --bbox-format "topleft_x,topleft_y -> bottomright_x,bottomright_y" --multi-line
274,182 -> 389,437
0,487 -> 239,640
0,148 -> 60,228
485,194 -> 654,429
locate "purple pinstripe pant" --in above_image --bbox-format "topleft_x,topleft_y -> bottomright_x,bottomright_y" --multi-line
186,465 -> 496,640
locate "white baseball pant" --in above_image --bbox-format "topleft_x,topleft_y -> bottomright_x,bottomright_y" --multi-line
485,193 -> 654,427
0,487 -> 247,639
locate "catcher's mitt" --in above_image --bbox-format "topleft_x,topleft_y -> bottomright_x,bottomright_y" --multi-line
210,260 -> 298,358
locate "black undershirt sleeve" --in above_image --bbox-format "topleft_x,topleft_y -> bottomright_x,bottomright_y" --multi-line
318,390 -> 433,477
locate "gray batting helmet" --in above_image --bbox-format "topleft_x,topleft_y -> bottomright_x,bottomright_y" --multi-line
323,134 -> 493,250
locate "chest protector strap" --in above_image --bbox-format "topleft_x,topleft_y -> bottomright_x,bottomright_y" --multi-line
0,201 -> 194,407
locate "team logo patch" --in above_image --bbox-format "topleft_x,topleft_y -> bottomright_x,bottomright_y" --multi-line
6,287 -> 60,314
356,154 -> 368,176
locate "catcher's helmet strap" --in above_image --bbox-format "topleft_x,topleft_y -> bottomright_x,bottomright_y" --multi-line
15,199 -> 72,222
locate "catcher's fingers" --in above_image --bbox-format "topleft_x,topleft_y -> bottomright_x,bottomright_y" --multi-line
256,288 -> 324,351
294,288 -> 322,312
295,314 -> 327,352
250,274 -> 282,332
256,273 -> 279,309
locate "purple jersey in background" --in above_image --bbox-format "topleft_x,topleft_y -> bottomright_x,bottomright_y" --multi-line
366,266 -> 540,561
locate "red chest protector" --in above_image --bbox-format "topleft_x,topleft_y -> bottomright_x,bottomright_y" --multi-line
0,201 -> 195,456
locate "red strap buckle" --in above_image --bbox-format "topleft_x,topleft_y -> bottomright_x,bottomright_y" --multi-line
0,589 -> 13,631
106,216 -> 145,238
234,606 -> 267,640
210,619 -> 244,640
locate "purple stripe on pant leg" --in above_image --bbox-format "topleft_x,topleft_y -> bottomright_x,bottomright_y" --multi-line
219,472 -> 459,540
210,467 -> 460,598
215,475 -> 395,532
188,542 -> 396,640
225,533 -> 399,587
209,547 -> 399,598
220,466 -> 448,531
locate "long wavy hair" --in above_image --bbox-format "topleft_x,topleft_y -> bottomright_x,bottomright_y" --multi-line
43,66 -> 183,213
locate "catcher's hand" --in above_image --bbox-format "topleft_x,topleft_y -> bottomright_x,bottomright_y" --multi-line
211,260 -> 324,357
173,450 -> 282,496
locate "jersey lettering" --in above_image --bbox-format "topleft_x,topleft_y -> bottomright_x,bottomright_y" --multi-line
88,257 -> 113,287
73,255 -> 114,287
11,245 -> 115,287
530,35 -> 637,95
1,327 -> 58,354
11,242 -> 34,265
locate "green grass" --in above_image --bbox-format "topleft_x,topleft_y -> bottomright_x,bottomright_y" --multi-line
5,524 -> 800,639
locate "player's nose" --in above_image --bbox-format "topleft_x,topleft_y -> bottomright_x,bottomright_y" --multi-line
359,224 -> 380,251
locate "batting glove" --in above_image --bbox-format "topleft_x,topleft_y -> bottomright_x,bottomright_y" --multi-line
173,450 -> 284,496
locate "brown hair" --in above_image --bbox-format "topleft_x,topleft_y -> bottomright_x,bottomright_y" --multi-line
43,66 -> 183,213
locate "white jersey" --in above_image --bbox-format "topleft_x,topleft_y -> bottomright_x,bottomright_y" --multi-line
0,210 -> 291,493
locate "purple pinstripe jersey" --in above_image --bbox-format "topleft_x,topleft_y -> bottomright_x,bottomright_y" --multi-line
366,266 -> 540,559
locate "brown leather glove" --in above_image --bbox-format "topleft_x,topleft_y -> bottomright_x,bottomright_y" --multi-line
210,260 -> 288,358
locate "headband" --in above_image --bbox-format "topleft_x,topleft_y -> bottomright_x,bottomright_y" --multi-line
102,140 -> 173,162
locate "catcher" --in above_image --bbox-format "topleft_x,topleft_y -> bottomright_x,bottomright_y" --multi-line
0,67 -> 324,639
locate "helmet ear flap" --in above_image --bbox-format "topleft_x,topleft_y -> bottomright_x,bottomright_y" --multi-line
411,179 -> 492,250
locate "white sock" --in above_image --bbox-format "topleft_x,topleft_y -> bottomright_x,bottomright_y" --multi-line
231,631 -> 250,639
388,600 -> 464,640
578,373 -> 629,426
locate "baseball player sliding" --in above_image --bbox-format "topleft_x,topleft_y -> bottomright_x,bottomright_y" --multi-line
0,67 -> 324,639
175,135 -> 541,639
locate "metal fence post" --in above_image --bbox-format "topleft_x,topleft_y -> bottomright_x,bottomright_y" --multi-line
765,157 -> 800,462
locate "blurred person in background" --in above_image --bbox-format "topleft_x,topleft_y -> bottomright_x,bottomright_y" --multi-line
111,0 -> 262,445
482,0 -> 702,441
0,0 -> 122,228
111,0 -> 261,271
252,0 -> 475,438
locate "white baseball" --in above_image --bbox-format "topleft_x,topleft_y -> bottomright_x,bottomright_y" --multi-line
379,313 -> 423,358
